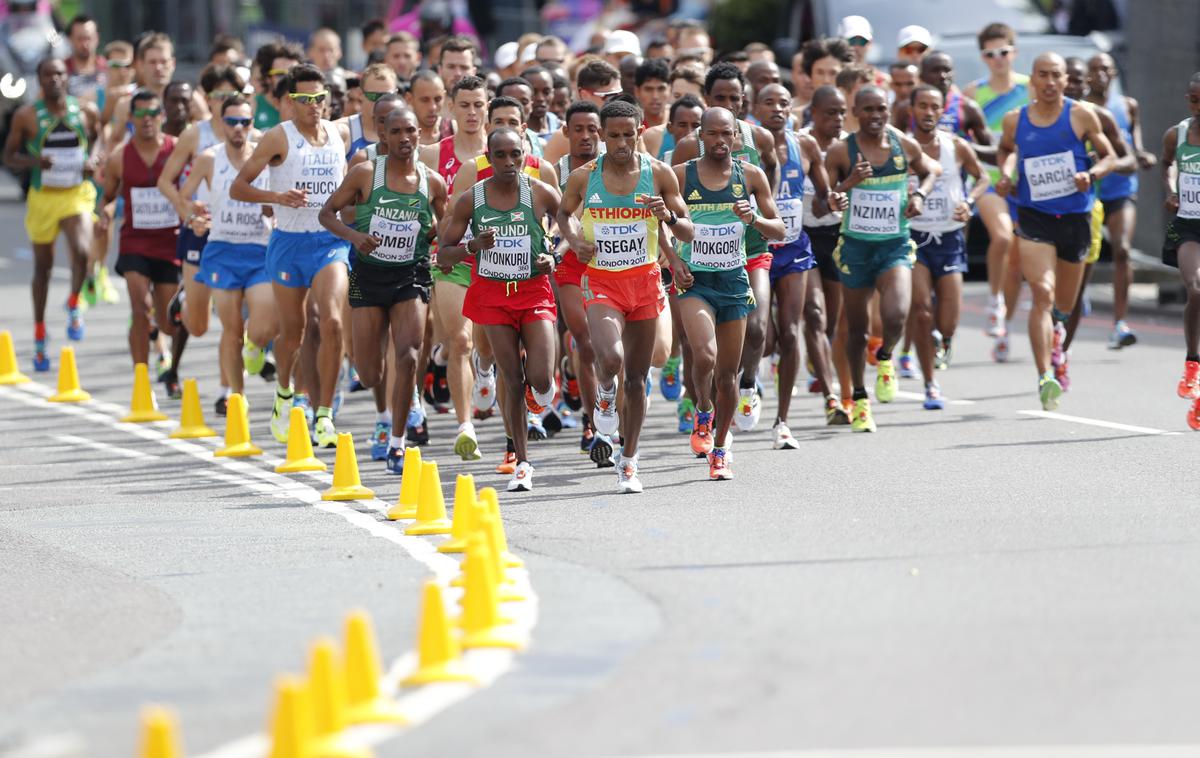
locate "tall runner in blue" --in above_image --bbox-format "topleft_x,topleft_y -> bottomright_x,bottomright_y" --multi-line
996,53 -> 1115,412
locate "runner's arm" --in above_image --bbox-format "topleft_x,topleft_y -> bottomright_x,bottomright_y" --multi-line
643,125 -> 664,158
1095,107 -> 1137,176
962,98 -> 997,164
158,125 -> 200,219
670,133 -> 698,166
532,180 -> 561,274
541,130 -> 568,163
994,110 -> 1021,196
555,167 -> 592,256
82,101 -> 103,172
955,136 -> 990,205
651,158 -> 694,243
94,149 -> 123,235
1126,96 -> 1157,169
824,141 -> 853,193
178,152 -> 214,235
800,133 -> 841,215
1074,104 -> 1115,185
890,101 -> 909,131
752,124 -> 779,192
442,159 -> 479,239
418,143 -> 439,172
738,163 -> 785,241
903,134 -> 941,218
428,171 -> 449,228
1,106 -> 42,172
1161,125 -> 1179,213
230,127 -> 290,205
437,190 -> 480,267
538,160 -> 560,200
317,162 -> 373,246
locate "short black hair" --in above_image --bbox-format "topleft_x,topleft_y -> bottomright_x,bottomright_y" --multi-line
811,84 -> 844,109
487,126 -> 523,151
801,37 -> 853,77
65,13 -> 95,37
288,63 -> 326,93
130,88 -> 159,109
362,18 -> 386,38
521,65 -> 550,80
164,80 -> 192,99
220,95 -> 250,116
909,83 -> 943,105
564,100 -> 600,124
451,74 -> 486,98
668,94 -> 704,122
704,61 -> 745,94
551,70 -> 570,90
496,76 -> 533,98
439,35 -> 479,64
488,94 -> 525,122
200,63 -> 245,94
635,58 -> 670,88
209,33 -> 244,60
598,98 -> 642,126
719,50 -> 750,65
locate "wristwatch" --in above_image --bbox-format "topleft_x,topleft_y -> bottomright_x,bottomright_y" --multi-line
665,209 -> 679,226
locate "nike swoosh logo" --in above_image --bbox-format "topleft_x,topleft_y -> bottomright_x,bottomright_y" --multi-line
480,214 -> 502,223
379,197 -> 402,204
943,264 -> 957,272
295,139 -> 305,149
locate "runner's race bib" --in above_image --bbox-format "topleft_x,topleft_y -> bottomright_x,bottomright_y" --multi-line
130,186 -> 177,229
592,220 -> 648,270
774,197 -> 803,245
1178,173 -> 1200,220
368,214 -> 420,263
848,189 -> 901,236
1024,150 -> 1078,202
919,179 -> 955,226
690,222 -> 744,270
477,233 -> 532,279
41,146 -> 85,188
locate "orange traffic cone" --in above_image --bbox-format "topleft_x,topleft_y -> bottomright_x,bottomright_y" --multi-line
404,460 -> 451,535
137,705 -> 182,758
437,474 -> 477,554
122,362 -> 168,422
47,346 -> 90,402
384,446 -> 421,520
214,393 -> 262,457
170,378 -> 216,438
401,581 -> 477,687
307,638 -> 372,758
276,406 -> 327,473
458,534 -> 526,650
342,610 -> 407,725
323,433 -> 374,500
0,330 -> 30,384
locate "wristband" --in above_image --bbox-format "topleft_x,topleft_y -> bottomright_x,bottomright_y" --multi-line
665,209 -> 679,226
911,189 -> 926,201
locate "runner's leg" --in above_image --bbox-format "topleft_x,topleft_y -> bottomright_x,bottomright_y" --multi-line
310,262 -> 349,409
213,289 -> 246,394
125,270 -> 153,365
1018,239 -> 1057,375
774,271 -> 807,424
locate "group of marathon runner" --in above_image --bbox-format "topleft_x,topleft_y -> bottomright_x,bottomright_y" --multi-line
7,12 -> 1200,495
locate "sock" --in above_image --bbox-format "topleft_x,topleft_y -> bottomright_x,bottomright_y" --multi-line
852,387 -> 868,400
582,412 -> 592,430
33,322 -> 46,341
316,406 -> 332,419
506,436 -> 515,453
457,421 -> 474,434
1052,307 -> 1069,324
531,380 -> 556,408
739,374 -> 756,390
377,410 -> 391,425
599,381 -> 616,396
66,293 -> 79,310
220,385 -> 231,399
619,453 -> 637,468
276,385 -> 294,400
389,434 -> 406,449
876,348 -> 892,362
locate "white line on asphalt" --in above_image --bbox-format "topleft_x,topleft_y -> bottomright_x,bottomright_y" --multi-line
893,390 -> 976,406
1,382 -> 537,757
1018,409 -> 1182,436
53,434 -> 160,460
605,747 -> 1200,757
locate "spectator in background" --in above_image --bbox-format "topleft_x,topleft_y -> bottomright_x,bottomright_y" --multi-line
64,14 -> 105,104
386,31 -> 422,81
745,42 -> 774,63
343,74 -> 363,117
618,55 -> 641,96
897,25 -> 933,65
361,18 -> 389,60
209,34 -> 245,67
308,28 -> 348,90
839,14 -> 891,88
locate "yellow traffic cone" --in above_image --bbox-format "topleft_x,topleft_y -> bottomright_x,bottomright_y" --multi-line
0,330 -> 29,384
268,675 -> 314,758
342,610 -> 408,725
479,512 -> 526,602
322,433 -> 374,501
479,487 -> 524,569
459,534 -> 526,650
214,393 -> 262,457
170,378 -> 216,438
437,475 -> 477,554
122,362 -> 168,422
276,406 -> 327,473
307,638 -> 372,758
401,580 -> 477,687
449,499 -> 487,588
384,446 -> 421,520
404,460 -> 452,535
47,346 -> 90,402
137,705 -> 182,758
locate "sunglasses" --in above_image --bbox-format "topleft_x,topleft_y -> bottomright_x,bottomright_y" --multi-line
901,43 -> 928,55
109,60 -> 132,69
223,116 -> 252,128
132,107 -> 162,118
591,89 -> 623,101
848,37 -> 870,47
288,91 -> 328,105
267,67 -> 291,77
363,90 -> 392,103
983,46 -> 1014,60
208,90 -> 239,100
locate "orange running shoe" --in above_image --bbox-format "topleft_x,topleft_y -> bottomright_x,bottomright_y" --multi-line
690,410 -> 714,457
1189,398 -> 1200,431
496,450 -> 518,474
525,385 -> 545,414
866,336 -> 883,366
708,447 -> 733,480
1178,360 -> 1200,399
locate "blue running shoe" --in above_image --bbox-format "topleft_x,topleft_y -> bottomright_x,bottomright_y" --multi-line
527,411 -> 547,441
923,382 -> 945,410
406,402 -> 429,445
293,394 -> 315,441
898,351 -> 916,379
349,364 -> 366,392
677,397 -> 695,433
33,339 -> 50,372
589,432 -> 615,468
660,355 -> 682,401
386,445 -> 404,474
370,420 -> 390,461
66,307 -> 84,341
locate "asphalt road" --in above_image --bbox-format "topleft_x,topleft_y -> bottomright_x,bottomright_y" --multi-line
1,178 -> 1199,758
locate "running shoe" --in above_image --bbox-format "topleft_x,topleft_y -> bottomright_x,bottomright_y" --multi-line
923,381 -> 945,411
875,359 -> 897,403
677,397 -> 695,434
866,336 -> 883,366
270,390 -> 292,443
33,339 -> 49,372
593,383 -> 619,436
734,387 -> 761,431
773,422 -> 800,450
507,461 -> 533,492
314,415 -> 337,448
992,333 -> 1010,363
407,418 -> 429,446
1107,320 -> 1137,350
851,398 -> 876,432
80,275 -> 98,308
167,288 -> 184,329
422,364 -> 437,407
935,340 -> 951,371
1039,373 -> 1063,411
525,384 -> 545,414
454,423 -> 482,461
348,364 -> 365,392
1177,360 -> 1200,399
214,393 -> 228,417
708,447 -> 733,480
579,425 -> 594,453
660,355 -> 682,401
471,350 -> 497,412
539,405 -> 563,436
589,432 -> 615,468
561,358 -> 582,411
242,340 -> 266,376
370,421 -> 391,461
527,411 -> 547,441
430,354 -> 451,410
155,352 -> 171,380
898,351 -> 916,379
825,395 -> 850,426
97,266 -> 120,304
808,376 -> 823,394
496,450 -> 518,475
160,368 -> 181,400
386,446 -> 405,474
260,357 -> 276,383
294,394 -> 314,431
64,305 -> 84,341
1050,322 -> 1068,387
332,362 -> 346,418
1189,398 -> 1200,431
690,410 -> 714,457
985,300 -> 1005,337
616,458 -> 643,493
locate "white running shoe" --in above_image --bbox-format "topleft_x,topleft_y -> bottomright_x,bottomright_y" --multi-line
992,332 -> 1010,363
471,350 -> 497,412
593,383 -> 619,436
507,461 -> 534,492
985,300 -> 1006,337
616,458 -> 643,494
734,387 -> 761,432
772,422 -> 800,450
453,422 -> 482,461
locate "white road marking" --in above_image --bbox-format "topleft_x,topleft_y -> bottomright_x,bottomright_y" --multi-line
893,390 -> 975,406
1,382 -> 537,757
1018,409 -> 1181,436
605,748 -> 1200,758
54,434 -> 160,460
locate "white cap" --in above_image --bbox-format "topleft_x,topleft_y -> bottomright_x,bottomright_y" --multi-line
520,42 -> 538,64
604,29 -> 642,58
838,15 -> 873,42
494,41 -> 519,70
897,25 -> 933,49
